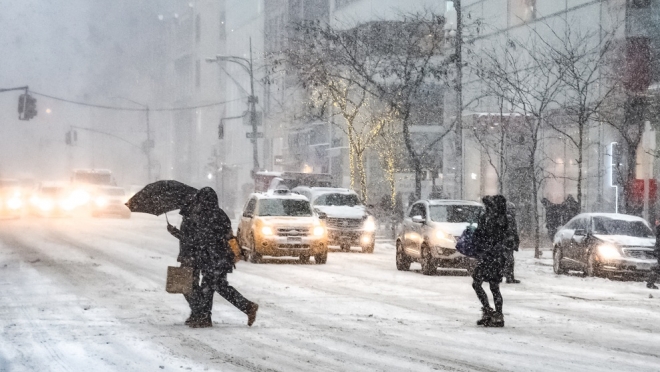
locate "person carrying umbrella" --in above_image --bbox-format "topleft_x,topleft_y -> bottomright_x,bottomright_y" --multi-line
167,187 -> 259,328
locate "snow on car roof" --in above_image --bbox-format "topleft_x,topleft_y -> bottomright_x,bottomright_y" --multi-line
251,191 -> 309,201
575,213 -> 648,222
426,199 -> 483,206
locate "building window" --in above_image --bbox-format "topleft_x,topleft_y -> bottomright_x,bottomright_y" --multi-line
195,14 -> 201,43
509,0 -> 536,25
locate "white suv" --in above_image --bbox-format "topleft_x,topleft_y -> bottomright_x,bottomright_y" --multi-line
292,187 -> 376,253
396,200 -> 483,275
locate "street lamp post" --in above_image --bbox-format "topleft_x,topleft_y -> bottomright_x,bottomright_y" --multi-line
206,37 -> 260,178
112,96 -> 153,182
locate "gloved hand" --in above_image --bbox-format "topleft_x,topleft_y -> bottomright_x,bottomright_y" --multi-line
167,224 -> 181,239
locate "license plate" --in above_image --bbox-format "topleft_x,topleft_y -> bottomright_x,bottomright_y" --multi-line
287,237 -> 302,244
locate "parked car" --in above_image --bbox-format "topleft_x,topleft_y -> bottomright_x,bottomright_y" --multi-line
0,179 -> 24,219
396,199 -> 484,275
553,213 -> 658,278
91,186 -> 131,218
292,186 -> 375,253
29,183 -> 76,217
237,189 -> 328,264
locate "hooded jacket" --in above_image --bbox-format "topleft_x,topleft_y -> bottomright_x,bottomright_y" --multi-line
171,187 -> 235,272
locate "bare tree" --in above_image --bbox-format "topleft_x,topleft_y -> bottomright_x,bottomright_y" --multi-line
529,19 -> 619,210
474,34 -> 564,258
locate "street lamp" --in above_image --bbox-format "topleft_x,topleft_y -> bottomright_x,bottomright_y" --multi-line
206,37 -> 260,178
111,96 -> 153,183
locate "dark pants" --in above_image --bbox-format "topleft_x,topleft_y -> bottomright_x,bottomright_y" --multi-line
195,270 -> 251,318
472,262 -> 503,313
180,261 -> 200,316
503,249 -> 516,280
648,259 -> 660,285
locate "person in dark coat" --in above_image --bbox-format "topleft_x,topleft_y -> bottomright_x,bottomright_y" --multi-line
471,195 -> 508,327
647,224 -> 660,289
176,198 -> 202,325
503,201 -> 521,284
168,187 -> 258,328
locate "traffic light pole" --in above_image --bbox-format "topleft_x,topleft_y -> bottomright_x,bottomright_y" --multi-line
146,105 -> 153,183
206,37 -> 260,179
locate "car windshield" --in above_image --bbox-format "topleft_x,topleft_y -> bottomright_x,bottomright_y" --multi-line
257,199 -> 312,217
592,217 -> 653,238
313,193 -> 361,207
102,188 -> 125,196
429,205 -> 483,223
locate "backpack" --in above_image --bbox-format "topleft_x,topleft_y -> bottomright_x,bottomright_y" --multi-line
455,225 -> 478,258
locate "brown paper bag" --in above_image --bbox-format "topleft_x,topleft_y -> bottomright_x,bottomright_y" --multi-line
166,266 -> 193,295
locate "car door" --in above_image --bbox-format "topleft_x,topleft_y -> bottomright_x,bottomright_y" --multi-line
407,203 -> 426,258
574,217 -> 593,266
566,218 -> 587,263
239,198 -> 257,248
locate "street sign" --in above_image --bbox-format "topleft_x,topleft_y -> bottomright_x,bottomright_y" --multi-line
246,132 -> 264,139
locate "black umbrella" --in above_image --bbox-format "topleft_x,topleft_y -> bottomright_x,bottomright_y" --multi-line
125,180 -> 198,216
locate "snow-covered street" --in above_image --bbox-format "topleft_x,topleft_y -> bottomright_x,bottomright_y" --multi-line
1,215 -> 659,372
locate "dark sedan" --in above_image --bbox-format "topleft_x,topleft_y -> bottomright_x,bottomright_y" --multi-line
553,213 -> 657,278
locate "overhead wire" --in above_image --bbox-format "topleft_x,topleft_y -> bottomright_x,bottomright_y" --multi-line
30,91 -> 245,112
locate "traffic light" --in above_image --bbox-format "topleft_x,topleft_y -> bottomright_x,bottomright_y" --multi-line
65,130 -> 77,145
18,93 -> 37,120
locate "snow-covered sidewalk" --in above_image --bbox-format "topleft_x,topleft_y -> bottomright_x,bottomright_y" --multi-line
1,215 -> 659,371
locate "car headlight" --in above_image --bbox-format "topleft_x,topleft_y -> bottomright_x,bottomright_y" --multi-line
95,197 -> 108,207
363,216 -> 376,232
7,197 -> 22,210
261,226 -> 274,236
597,244 -> 621,259
435,230 -> 446,239
313,226 -> 325,237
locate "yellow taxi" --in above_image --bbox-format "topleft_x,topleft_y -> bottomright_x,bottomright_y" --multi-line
237,189 -> 328,264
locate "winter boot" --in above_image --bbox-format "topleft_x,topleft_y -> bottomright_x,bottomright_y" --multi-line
476,307 -> 494,326
506,277 -> 521,284
188,315 -> 212,328
485,312 -> 504,327
246,302 -> 259,327
647,283 -> 659,290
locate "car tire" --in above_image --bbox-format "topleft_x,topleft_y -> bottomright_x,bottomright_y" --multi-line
300,255 -> 310,264
248,235 -> 262,264
340,243 -> 351,252
396,240 -> 411,271
362,242 -> 375,254
584,250 -> 600,277
553,246 -> 568,275
420,244 -> 436,276
314,251 -> 328,264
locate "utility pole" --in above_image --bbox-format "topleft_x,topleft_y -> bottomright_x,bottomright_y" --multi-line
111,96 -> 153,183
207,37 -> 260,179
455,0 -> 464,199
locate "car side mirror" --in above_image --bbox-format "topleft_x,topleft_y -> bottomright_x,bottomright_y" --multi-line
317,211 -> 327,220
574,229 -> 586,237
412,215 -> 425,224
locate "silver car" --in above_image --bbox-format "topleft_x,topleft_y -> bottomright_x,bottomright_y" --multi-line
553,213 -> 658,277
396,200 -> 483,275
